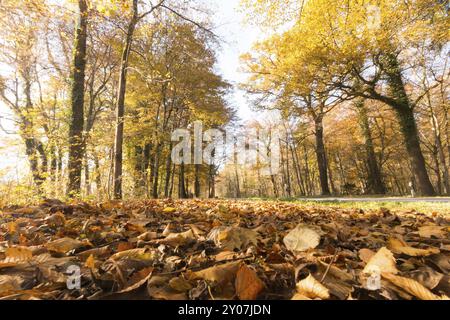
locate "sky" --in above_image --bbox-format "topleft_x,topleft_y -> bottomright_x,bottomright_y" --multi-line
0,0 -> 265,180
207,0 -> 264,121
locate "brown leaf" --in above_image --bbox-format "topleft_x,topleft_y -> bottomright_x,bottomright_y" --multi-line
188,261 -> 241,286
296,274 -> 330,300
118,267 -> 154,293
363,247 -> 398,275
388,237 -> 440,257
208,227 -> 258,251
235,264 -> 265,300
45,238 -> 87,254
359,248 -> 376,264
283,225 -> 322,253
382,273 -> 443,300
418,226 -> 447,239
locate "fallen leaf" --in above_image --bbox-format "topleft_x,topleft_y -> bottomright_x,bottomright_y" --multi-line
45,238 -> 87,254
359,248 -> 376,264
138,231 -> 158,241
418,226 -> 447,239
188,261 -> 241,286
163,207 -> 176,214
296,274 -> 330,300
110,248 -> 155,261
382,273 -> 443,300
118,267 -> 154,293
158,230 -> 196,246
5,247 -> 33,262
208,227 -> 258,251
85,254 -> 96,269
169,277 -> 193,292
388,237 -> 440,257
0,275 -> 22,294
363,247 -> 398,275
283,224 -> 322,253
235,264 -> 265,300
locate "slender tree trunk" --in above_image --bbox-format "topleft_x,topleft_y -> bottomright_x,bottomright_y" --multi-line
430,110 -> 449,195
164,143 -> 172,198
84,154 -> 90,196
152,143 -> 162,199
113,0 -> 138,199
355,99 -> 387,194
437,137 -> 450,195
94,153 -> 102,199
284,139 -> 292,197
170,163 -> 175,198
303,144 -> 313,195
67,0 -> 88,196
327,154 -> 337,195
208,164 -> 216,198
234,163 -> 241,198
178,163 -> 187,199
194,164 -> 201,198
314,115 -> 331,196
290,143 -> 305,196
431,145 -> 442,195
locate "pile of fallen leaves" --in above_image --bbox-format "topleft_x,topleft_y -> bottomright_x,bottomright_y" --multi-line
0,199 -> 448,300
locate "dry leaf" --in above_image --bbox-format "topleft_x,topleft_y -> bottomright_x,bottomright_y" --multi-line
0,275 -> 22,294
169,277 -> 193,292
85,254 -> 96,269
148,286 -> 187,300
363,247 -> 398,275
138,231 -> 158,241
188,261 -> 241,285
118,267 -> 153,293
110,248 -> 155,261
5,247 -> 33,262
418,226 -> 447,239
208,227 -> 258,251
382,273 -> 442,300
359,248 -> 376,264
291,293 -> 312,300
296,274 -> 330,300
235,264 -> 265,300
283,225 -> 322,253
45,238 -> 87,253
388,237 -> 440,257
158,230 -> 196,246
163,207 -> 176,214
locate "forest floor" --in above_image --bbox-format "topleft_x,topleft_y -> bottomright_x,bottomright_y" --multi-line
0,199 -> 449,300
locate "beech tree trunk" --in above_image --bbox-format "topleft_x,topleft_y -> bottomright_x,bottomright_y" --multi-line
314,115 -> 331,196
113,0 -> 138,199
382,53 -> 436,196
67,0 -> 88,196
355,99 -> 387,194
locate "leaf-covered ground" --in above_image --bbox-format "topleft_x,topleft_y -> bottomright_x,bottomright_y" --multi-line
0,199 -> 449,300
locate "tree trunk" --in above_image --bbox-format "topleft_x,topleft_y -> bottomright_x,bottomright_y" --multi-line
113,0 -> 138,199
164,143 -> 172,198
382,53 -> 436,196
283,139 -> 292,197
152,143 -> 162,199
355,99 -> 387,194
84,154 -> 90,196
290,143 -> 305,196
67,0 -> 88,197
314,115 -> 331,196
178,163 -> 187,199
194,164 -> 201,198
234,164 -> 241,198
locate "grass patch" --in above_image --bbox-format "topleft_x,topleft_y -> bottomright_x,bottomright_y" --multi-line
293,200 -> 450,214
